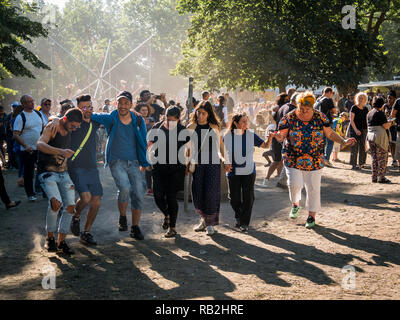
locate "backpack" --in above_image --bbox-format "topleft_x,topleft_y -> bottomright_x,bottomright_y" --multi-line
313,97 -> 326,112
19,110 -> 44,135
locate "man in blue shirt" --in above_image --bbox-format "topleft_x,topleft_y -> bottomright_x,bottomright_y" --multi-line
91,91 -> 150,240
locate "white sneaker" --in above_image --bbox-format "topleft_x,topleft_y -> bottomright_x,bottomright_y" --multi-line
206,226 -> 215,236
28,196 -> 37,202
194,219 -> 206,232
262,178 -> 268,187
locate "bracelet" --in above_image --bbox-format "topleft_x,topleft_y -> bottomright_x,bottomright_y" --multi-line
341,139 -> 346,145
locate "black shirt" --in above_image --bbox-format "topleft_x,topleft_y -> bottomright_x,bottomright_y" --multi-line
68,120 -> 100,169
345,99 -> 354,112
277,103 -> 297,124
151,103 -> 165,123
319,97 -> 335,122
350,105 -> 369,131
150,121 -> 189,171
37,131 -> 71,174
367,109 -> 387,127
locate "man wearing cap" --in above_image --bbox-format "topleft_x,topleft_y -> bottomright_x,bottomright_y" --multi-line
39,98 -> 52,125
91,91 -> 150,240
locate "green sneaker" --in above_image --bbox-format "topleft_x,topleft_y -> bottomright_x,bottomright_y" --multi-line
305,216 -> 316,229
289,206 -> 299,219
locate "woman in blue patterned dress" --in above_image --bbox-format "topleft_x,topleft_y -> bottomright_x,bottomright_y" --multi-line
270,91 -> 356,229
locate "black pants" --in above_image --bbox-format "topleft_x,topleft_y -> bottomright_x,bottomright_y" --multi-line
228,173 -> 256,226
145,170 -> 152,190
152,168 -> 184,228
350,129 -> 367,167
21,150 -> 38,197
0,169 -> 11,205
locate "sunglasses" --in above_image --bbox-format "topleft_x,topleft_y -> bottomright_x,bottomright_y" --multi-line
82,106 -> 93,110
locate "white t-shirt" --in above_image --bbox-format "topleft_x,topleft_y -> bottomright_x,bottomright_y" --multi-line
39,110 -> 49,125
13,111 -> 43,151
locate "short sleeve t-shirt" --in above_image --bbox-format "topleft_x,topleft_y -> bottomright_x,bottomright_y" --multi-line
223,130 -> 264,176
278,110 -> 330,171
367,109 -> 387,127
110,120 -> 137,161
319,97 -> 335,122
68,120 -> 100,169
13,111 -> 43,151
350,105 -> 368,132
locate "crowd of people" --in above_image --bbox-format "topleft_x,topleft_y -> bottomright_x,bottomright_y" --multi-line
0,85 -> 399,255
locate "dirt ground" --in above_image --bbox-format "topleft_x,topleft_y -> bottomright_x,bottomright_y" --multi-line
1,149 -> 400,300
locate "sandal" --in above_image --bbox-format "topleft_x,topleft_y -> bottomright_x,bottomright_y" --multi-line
164,229 -> 177,238
162,216 -> 170,230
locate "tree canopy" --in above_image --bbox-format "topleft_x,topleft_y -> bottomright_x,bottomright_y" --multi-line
0,0 -> 50,98
174,0 -> 400,94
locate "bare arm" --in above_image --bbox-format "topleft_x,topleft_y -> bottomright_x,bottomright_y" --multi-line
37,126 -> 74,158
270,128 -> 289,142
12,131 -> 29,151
324,126 -> 355,146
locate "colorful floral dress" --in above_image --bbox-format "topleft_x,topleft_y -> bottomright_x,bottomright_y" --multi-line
278,110 -> 330,171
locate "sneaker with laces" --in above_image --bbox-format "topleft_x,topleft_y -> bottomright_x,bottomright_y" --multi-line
80,232 -> 97,245
194,219 -> 206,232
70,216 -> 81,236
206,226 -> 215,236
239,225 -> 249,232
130,225 -> 144,240
289,206 -> 299,219
45,237 -> 57,252
305,216 -> 316,229
58,241 -> 75,255
119,215 -> 128,231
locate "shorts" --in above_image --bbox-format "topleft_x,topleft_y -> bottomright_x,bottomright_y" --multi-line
271,138 -> 282,162
68,167 -> 103,196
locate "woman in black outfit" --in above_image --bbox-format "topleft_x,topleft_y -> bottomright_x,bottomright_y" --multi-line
148,106 -> 189,238
349,92 -> 369,170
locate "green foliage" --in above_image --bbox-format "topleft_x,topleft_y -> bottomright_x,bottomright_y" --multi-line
0,0 -> 50,98
175,0 -> 397,93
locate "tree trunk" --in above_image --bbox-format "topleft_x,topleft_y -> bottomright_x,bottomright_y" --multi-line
278,82 -> 286,93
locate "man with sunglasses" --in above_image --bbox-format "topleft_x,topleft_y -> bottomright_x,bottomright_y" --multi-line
40,98 -> 52,125
68,94 -> 104,246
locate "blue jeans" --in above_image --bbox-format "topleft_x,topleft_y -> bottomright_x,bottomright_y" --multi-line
324,136 -> 334,161
109,159 -> 145,210
39,171 -> 76,234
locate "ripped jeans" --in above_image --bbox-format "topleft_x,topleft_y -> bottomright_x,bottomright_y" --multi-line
39,171 -> 76,235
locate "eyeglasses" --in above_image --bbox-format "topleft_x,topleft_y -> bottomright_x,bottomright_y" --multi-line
82,106 -> 93,110
44,103 -> 51,106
